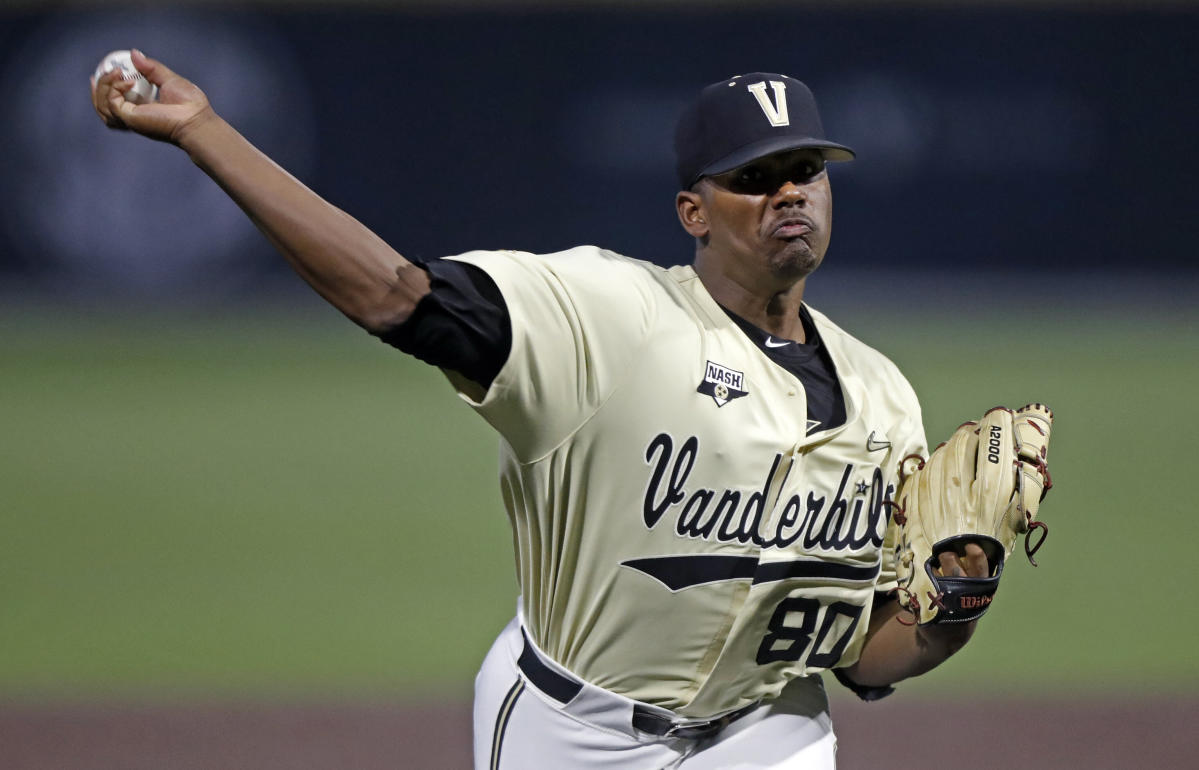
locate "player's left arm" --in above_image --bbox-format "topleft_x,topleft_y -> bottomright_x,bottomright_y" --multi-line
840,546 -> 987,688
845,401 -> 1054,689
836,364 -> 988,687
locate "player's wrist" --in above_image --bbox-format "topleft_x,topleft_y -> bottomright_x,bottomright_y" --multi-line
916,617 -> 976,657
174,107 -> 226,156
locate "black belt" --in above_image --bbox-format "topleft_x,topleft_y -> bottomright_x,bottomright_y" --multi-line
630,701 -> 760,740
517,631 -> 760,740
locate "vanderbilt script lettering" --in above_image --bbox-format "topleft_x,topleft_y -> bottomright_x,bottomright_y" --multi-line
642,433 -> 894,551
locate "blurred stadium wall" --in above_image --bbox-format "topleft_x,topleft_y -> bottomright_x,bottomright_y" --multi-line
1,1 -> 1196,305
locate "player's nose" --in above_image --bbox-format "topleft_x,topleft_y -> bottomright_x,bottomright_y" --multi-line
771,180 -> 808,206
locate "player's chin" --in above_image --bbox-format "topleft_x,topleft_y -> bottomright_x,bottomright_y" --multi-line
769,240 -> 824,280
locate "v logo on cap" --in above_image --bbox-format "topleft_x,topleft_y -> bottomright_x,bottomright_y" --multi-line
673,72 -> 855,189
746,81 -> 790,127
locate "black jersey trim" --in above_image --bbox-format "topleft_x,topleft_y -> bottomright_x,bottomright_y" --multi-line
621,555 -> 758,590
720,305 -> 846,432
751,559 -> 880,584
622,554 -> 879,591
518,630 -> 583,703
377,259 -> 512,390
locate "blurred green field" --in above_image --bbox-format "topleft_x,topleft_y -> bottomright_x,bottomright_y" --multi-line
2,302 -> 1196,699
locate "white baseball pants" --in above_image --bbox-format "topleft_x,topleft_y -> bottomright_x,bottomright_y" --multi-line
473,615 -> 837,769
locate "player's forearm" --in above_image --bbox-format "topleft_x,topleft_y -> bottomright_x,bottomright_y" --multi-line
842,604 -> 976,687
176,113 -> 429,330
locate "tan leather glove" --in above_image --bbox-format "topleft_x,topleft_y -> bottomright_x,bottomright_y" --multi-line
891,404 -> 1054,625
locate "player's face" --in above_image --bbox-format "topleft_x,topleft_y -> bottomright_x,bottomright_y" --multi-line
697,149 -> 833,284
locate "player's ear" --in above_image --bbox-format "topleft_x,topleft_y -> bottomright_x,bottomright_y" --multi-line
676,189 -> 709,238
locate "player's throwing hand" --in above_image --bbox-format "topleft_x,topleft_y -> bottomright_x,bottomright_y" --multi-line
90,49 -> 213,145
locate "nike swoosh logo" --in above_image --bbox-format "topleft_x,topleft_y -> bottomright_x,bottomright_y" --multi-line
764,337 -> 791,348
866,431 -> 891,452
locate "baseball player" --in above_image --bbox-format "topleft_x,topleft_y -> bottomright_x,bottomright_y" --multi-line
92,54 -> 1008,768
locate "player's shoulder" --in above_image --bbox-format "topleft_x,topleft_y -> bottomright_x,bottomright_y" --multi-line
448,246 -> 678,313
448,244 -> 656,271
807,306 -> 915,391
449,245 -> 668,288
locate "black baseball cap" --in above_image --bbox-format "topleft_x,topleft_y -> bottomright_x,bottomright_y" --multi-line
674,73 -> 855,190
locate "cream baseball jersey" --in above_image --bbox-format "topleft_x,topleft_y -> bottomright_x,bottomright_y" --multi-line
447,246 -> 926,718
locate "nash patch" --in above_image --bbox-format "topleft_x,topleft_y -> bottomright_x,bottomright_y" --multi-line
697,360 -> 749,407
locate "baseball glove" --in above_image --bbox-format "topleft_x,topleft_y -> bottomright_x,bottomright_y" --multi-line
890,404 -> 1054,625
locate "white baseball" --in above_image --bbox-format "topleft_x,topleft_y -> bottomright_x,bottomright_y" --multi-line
93,50 -> 158,105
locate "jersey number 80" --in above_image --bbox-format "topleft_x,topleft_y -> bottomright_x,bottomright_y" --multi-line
755,597 -> 863,667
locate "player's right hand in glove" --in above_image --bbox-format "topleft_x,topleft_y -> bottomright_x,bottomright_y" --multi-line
890,404 -> 1054,625
91,49 -> 215,146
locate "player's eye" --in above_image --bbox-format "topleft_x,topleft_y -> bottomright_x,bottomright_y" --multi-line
717,166 -> 769,194
714,158 -> 821,195
789,159 -> 824,181
738,167 -> 764,185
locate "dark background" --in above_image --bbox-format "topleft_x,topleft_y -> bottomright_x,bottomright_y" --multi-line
2,4 -> 1196,302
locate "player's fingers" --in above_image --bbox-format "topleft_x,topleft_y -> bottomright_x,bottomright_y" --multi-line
112,76 -> 136,96
91,78 -> 108,122
105,80 -> 139,129
961,542 -> 990,578
130,49 -> 175,88
94,73 -> 132,128
936,551 -> 965,578
91,69 -> 121,121
126,50 -> 213,124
